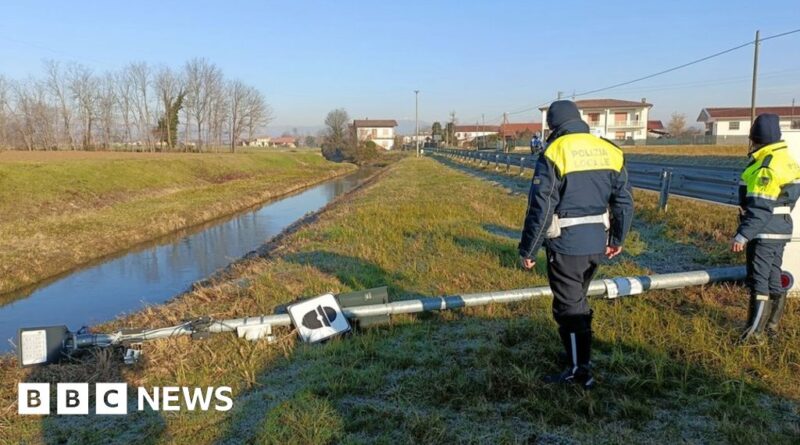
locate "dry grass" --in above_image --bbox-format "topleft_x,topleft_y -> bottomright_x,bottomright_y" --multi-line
0,151 -> 356,294
0,156 -> 797,444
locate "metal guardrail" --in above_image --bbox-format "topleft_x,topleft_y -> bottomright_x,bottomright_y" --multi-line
425,147 -> 742,207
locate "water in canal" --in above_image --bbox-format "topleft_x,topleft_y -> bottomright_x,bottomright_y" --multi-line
0,168 -> 373,352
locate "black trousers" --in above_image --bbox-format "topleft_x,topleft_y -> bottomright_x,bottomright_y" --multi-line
745,241 -> 786,297
546,248 -> 603,330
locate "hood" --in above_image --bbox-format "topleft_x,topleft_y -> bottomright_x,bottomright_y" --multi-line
546,100 -> 589,143
749,113 -> 782,145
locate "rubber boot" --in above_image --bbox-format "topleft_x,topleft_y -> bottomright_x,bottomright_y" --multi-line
739,294 -> 772,342
544,328 -> 595,389
766,293 -> 787,337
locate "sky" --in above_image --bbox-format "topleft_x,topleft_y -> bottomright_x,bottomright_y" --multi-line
1,1 -> 799,133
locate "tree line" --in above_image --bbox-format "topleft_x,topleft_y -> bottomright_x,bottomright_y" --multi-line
0,58 -> 272,152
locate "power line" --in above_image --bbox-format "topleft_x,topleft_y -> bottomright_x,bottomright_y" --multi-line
475,27 -> 800,123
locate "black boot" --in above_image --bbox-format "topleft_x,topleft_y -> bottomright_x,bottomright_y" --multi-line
766,293 -> 787,336
740,294 -> 772,342
544,327 -> 595,389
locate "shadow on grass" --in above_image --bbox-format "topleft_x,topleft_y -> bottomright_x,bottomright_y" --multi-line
453,235 -> 520,269
214,308 -> 800,444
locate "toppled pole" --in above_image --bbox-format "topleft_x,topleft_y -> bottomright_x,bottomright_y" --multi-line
19,266 -> 746,366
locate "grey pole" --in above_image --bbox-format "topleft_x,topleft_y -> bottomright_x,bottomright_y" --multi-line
415,90 -> 420,157
68,266 -> 746,348
750,30 -> 760,126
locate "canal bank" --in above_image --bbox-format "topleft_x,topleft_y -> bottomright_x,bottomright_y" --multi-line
0,167 -> 376,351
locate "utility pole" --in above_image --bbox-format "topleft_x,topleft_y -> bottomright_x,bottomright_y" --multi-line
414,90 -> 419,157
557,91 -> 564,100
481,113 -> 485,149
750,30 -> 760,126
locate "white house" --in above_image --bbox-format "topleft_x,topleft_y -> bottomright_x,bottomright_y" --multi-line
697,106 -> 800,144
353,119 -> 398,150
248,136 -> 271,147
540,98 -> 652,142
453,125 -> 500,145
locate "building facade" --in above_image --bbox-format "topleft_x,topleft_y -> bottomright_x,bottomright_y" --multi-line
697,106 -> 800,144
540,99 -> 652,142
454,125 -> 500,146
353,119 -> 398,150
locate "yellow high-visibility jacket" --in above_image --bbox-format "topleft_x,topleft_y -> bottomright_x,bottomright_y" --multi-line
736,141 -> 800,243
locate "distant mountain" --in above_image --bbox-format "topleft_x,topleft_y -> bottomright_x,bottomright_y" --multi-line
267,125 -> 325,137
269,120 -> 432,137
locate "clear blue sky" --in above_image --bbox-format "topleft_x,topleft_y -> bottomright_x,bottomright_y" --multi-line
1,1 -> 798,131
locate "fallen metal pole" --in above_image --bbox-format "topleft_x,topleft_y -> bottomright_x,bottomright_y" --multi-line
66,266 -> 745,348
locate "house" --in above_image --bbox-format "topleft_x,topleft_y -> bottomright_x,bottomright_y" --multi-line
353,119 -> 398,150
247,136 -> 271,147
540,98 -> 652,142
647,120 -> 668,138
697,106 -> 800,144
454,125 -> 500,146
499,122 -> 542,140
270,136 -> 298,148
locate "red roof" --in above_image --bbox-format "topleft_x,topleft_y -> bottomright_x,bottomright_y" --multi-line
539,98 -> 652,110
353,119 -> 398,128
271,136 -> 297,144
647,120 -> 664,130
700,107 -> 800,120
454,125 -> 500,132
500,122 -> 542,137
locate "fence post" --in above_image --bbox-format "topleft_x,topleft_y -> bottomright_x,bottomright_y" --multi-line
658,169 -> 673,212
519,157 -> 526,175
495,154 -> 500,171
505,155 -> 511,173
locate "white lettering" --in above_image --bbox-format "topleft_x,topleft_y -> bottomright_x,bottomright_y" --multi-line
214,387 -> 233,412
182,387 -> 214,411
161,387 -> 180,411
137,387 -> 159,411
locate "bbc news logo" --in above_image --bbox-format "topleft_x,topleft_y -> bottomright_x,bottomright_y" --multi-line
18,383 -> 233,415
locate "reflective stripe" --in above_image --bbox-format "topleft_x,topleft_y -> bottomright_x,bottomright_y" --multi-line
570,333 -> 578,374
559,212 -> 609,229
746,192 -> 778,201
773,206 -> 791,215
754,233 -> 792,240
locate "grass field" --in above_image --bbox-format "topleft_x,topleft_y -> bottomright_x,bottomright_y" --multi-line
1,156 -> 797,444
0,150 -> 356,295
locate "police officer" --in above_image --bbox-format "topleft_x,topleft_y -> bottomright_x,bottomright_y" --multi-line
519,100 -> 634,389
731,113 -> 800,341
531,131 -> 544,155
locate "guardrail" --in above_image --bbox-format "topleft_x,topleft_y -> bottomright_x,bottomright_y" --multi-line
425,147 -> 743,208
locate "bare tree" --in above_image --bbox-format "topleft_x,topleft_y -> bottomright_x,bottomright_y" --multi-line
126,62 -> 154,150
113,70 -> 134,148
666,112 -> 687,137
0,75 -> 9,148
184,58 -> 222,151
227,80 -> 248,152
97,73 -> 117,149
68,65 -> 99,149
245,86 -> 271,142
44,60 -> 74,149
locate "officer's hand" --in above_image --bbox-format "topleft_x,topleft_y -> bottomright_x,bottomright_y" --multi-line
520,257 -> 536,270
605,245 -> 623,259
731,240 -> 746,253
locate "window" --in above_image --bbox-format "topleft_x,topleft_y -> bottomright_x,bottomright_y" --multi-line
587,113 -> 600,125
729,121 -> 740,130
614,112 -> 627,124
792,120 -> 800,130
615,131 -> 625,140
